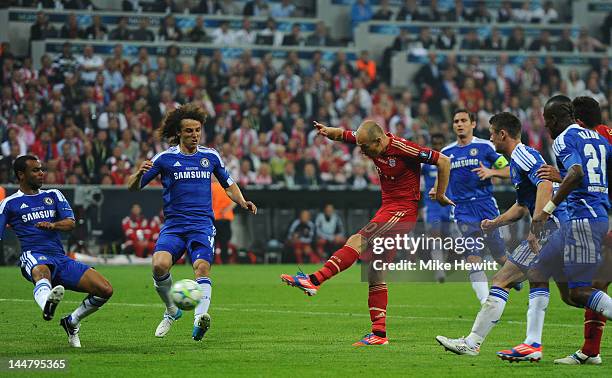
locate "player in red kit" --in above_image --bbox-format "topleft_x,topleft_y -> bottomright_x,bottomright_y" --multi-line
281,120 -> 453,346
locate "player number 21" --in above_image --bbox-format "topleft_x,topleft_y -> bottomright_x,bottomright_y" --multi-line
584,144 -> 607,185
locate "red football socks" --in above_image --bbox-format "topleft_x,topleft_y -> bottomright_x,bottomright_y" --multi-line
582,308 -> 606,356
310,245 -> 360,285
369,283 -> 388,337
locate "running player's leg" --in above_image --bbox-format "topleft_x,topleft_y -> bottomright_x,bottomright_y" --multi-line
436,257 -> 525,355
565,220 -> 612,319
353,264 -> 389,346
59,265 -> 113,348
455,203 -> 493,304
28,261 -> 64,321
66,268 -> 113,325
188,233 -> 215,341
556,230 -> 611,365
152,231 -> 186,337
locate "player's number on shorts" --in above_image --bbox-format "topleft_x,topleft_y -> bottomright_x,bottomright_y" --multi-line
584,144 -> 607,185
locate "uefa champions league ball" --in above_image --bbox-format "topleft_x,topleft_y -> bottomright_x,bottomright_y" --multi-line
171,279 -> 204,310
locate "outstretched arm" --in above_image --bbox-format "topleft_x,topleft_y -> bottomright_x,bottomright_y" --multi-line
225,183 -> 257,214
313,121 -> 353,143
481,202 -> 528,231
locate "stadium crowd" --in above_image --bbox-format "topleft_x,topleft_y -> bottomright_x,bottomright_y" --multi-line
0,0 -> 610,187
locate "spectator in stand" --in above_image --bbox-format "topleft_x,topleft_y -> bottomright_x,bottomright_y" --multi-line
483,28 -> 504,50
30,130 -> 58,162
77,45 -> 104,85
60,13 -> 84,39
471,1 -> 492,23
257,18 -> 284,46
531,1 -> 558,23
348,162 -> 370,189
176,62 -> 199,98
131,18 -> 155,42
437,27 -> 457,50
85,15 -> 107,40
513,1 -> 533,23
121,204 -> 154,258
529,30 -> 553,52
153,0 -> 179,13
192,0 -> 222,14
219,0 -> 241,15
576,27 -> 606,52
424,0 -> 443,22
461,29 -> 482,50
351,0 -> 373,30
396,0 -> 425,21
255,162 -> 273,185
306,21 -> 335,47
109,16 -> 131,41
282,24 -> 305,46
582,76 -> 608,107
497,1 -> 514,23
98,101 -> 128,131
243,0 -> 268,16
505,26 -> 526,50
237,158 -> 256,186
235,17 -> 257,45
159,15 -> 183,42
52,42 -> 78,82
188,16 -> 210,43
211,174 -> 236,263
298,162 -> 320,187
446,0 -> 471,22
356,50 -> 376,82
271,0 -> 296,18
30,11 -> 57,42
315,204 -> 346,259
556,28 -> 575,52
373,0 -> 394,20
287,210 -> 316,263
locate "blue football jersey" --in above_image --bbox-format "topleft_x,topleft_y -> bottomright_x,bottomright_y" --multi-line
421,163 -> 451,214
141,145 -> 234,230
552,124 -> 611,219
0,189 -> 75,254
510,143 -> 568,223
441,137 -> 508,203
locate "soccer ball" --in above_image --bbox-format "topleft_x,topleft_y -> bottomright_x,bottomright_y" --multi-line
171,279 -> 204,310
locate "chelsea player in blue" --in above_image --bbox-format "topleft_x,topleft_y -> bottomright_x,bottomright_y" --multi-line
0,155 -> 113,348
127,104 -> 257,341
422,133 -> 452,283
438,110 -> 510,304
532,95 -> 612,320
437,112 -> 569,361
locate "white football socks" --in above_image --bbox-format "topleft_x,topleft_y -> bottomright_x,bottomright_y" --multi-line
588,290 -> 612,319
33,278 -> 52,310
69,295 -> 109,326
154,273 -> 178,316
466,286 -> 509,348
194,277 -> 212,324
469,270 -> 489,305
524,288 -> 549,345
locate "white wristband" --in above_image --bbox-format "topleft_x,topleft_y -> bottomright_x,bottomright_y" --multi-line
542,201 -> 557,215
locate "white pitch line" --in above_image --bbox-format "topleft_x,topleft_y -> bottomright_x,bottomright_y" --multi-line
0,298 -> 582,329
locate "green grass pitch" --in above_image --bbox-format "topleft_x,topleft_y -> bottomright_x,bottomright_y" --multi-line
0,264 -> 609,377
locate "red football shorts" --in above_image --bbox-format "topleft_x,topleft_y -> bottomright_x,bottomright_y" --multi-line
358,202 -> 418,263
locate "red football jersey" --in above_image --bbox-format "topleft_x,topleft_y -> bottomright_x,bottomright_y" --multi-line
594,124 -> 612,144
342,131 -> 439,205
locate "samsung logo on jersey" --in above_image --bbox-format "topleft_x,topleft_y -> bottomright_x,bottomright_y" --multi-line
451,158 -> 479,169
22,210 -> 56,222
174,171 -> 211,180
